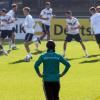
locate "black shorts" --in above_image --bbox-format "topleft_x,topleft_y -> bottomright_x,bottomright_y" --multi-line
25,33 -> 33,42
0,30 -> 13,39
43,81 -> 60,100
42,24 -> 50,33
95,34 -> 100,44
65,34 -> 82,42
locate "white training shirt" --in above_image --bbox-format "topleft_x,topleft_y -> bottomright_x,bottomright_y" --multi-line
0,16 -> 3,30
0,15 -> 12,30
40,8 -> 53,25
66,17 -> 80,35
90,13 -> 100,35
7,10 -> 16,28
23,14 -> 35,34
6,14 -> 14,30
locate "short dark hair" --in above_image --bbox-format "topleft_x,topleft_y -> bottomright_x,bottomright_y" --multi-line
46,40 -> 55,52
89,7 -> 96,12
1,9 -> 7,13
23,7 -> 30,13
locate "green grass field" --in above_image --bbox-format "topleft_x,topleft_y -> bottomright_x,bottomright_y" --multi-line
0,41 -> 100,100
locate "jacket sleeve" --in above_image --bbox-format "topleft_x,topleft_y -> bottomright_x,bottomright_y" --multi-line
59,55 -> 71,75
34,55 -> 43,74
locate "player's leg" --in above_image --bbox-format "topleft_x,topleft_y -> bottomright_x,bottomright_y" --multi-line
8,30 -> 13,51
0,30 -> 8,55
24,41 -> 33,55
95,34 -> 100,49
47,31 -> 50,40
32,35 -> 41,51
98,44 -> 100,49
80,41 -> 89,57
11,28 -> 17,50
0,38 -> 3,50
40,24 -> 47,40
46,25 -> 50,40
63,34 -> 72,57
53,82 -> 60,100
74,34 -> 89,57
24,33 -> 33,61
63,41 -> 68,57
43,82 -> 53,100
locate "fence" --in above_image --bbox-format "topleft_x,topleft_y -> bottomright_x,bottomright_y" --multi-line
0,0 -> 100,17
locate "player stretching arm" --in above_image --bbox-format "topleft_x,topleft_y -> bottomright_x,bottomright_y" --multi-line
63,10 -> 89,58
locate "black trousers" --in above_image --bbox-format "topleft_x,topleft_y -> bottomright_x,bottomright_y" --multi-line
43,81 -> 60,100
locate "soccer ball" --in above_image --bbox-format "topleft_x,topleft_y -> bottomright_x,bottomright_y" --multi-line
24,55 -> 31,62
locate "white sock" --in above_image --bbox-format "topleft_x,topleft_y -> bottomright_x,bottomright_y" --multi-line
28,53 -> 32,57
12,44 -> 16,47
9,40 -> 12,50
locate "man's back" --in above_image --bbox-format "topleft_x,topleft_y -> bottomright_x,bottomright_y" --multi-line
35,51 -> 70,82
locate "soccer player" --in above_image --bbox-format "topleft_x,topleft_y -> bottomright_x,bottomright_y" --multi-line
89,7 -> 100,49
0,9 -> 13,55
39,2 -> 53,40
63,11 -> 89,57
34,40 -> 70,100
7,4 -> 18,50
22,7 -> 40,61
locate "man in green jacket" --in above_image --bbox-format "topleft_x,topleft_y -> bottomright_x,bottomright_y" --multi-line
34,40 -> 71,100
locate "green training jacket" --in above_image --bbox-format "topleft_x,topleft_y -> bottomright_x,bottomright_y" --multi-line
34,51 -> 71,82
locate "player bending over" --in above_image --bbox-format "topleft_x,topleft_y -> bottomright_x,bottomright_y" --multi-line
39,2 -> 54,41
22,7 -> 40,62
89,7 -> 100,49
63,11 -> 89,58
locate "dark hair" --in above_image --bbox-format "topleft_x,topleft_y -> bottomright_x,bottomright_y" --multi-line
2,9 -> 7,13
89,7 -> 96,12
46,40 -> 55,52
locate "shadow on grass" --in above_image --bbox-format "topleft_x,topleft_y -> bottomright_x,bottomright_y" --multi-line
9,59 -> 27,64
32,50 -> 46,55
65,57 -> 84,61
88,54 -> 100,58
80,59 -> 100,64
65,54 -> 100,61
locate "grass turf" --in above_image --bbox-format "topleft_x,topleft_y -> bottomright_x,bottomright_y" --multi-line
0,41 -> 100,100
